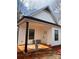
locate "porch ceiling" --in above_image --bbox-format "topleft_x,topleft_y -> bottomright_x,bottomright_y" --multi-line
29,21 -> 52,29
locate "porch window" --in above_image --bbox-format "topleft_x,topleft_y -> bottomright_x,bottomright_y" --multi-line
54,30 -> 59,41
29,29 -> 35,40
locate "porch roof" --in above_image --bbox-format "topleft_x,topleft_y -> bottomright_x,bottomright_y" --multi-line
17,16 -> 61,27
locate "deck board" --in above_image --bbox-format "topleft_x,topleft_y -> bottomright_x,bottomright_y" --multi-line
17,44 -> 51,53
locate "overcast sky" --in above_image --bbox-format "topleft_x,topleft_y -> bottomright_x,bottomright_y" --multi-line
18,0 -> 61,18
20,0 -> 55,10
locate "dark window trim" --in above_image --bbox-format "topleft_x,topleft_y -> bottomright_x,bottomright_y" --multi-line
54,30 -> 59,41
29,29 -> 35,40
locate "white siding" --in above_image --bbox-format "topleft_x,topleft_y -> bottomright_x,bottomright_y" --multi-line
32,10 -> 56,24
51,27 -> 61,46
41,26 -> 61,46
18,21 -> 61,46
18,23 -> 26,45
46,28 -> 52,45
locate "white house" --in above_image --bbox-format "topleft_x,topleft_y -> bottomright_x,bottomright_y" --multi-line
17,6 -> 61,53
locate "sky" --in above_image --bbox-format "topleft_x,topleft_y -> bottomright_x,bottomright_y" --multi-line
18,0 -> 61,19
19,0 -> 55,10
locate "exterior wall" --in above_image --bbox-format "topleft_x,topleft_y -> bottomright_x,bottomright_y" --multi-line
28,23 -> 42,44
51,27 -> 61,46
29,22 -> 61,46
18,22 -> 53,45
18,22 -> 61,46
18,23 -> 26,45
29,22 -> 52,44
39,28 -> 52,44
32,10 -> 56,23
41,26 -> 61,46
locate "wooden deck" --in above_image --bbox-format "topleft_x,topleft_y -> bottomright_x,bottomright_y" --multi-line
17,45 -> 61,59
17,44 -> 52,53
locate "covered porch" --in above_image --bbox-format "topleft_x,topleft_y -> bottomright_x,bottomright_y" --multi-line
17,16 -> 60,53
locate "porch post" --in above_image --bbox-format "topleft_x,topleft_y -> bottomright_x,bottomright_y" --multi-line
17,25 -> 19,45
25,22 -> 29,53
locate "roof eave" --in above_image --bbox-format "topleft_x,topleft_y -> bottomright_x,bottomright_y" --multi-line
17,16 -> 61,27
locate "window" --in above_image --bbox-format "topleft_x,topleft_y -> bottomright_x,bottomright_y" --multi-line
29,29 -> 35,39
54,30 -> 59,41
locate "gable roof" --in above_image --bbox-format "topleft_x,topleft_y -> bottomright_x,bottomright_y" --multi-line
29,6 -> 58,24
18,5 -> 60,25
